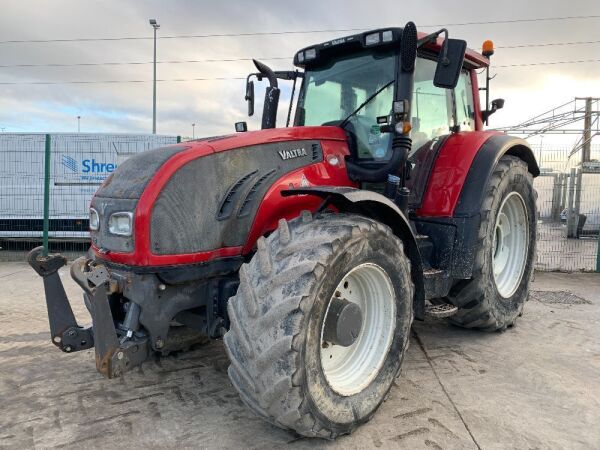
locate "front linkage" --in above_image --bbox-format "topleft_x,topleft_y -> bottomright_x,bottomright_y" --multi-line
28,246 -> 149,378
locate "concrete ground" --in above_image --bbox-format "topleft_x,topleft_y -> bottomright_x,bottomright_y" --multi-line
0,263 -> 598,449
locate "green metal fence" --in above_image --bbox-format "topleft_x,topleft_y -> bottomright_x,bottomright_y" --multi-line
0,133 -> 180,261
1,135 -> 599,272
533,145 -> 600,272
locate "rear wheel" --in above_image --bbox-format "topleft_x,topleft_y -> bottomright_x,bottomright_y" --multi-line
448,155 -> 536,331
224,212 -> 413,438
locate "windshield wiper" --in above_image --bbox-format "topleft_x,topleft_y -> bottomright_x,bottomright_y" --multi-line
339,80 -> 394,129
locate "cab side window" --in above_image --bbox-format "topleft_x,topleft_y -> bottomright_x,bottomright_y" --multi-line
455,70 -> 475,131
411,57 -> 452,150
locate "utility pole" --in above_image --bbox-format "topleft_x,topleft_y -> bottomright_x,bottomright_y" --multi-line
149,19 -> 160,134
582,97 -> 592,163
192,123 -> 195,139
77,115 -> 81,133
571,97 -> 593,237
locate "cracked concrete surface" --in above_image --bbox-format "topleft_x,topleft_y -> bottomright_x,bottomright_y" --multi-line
0,264 -> 598,449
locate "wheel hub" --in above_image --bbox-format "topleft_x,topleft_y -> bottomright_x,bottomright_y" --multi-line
492,192 -> 529,298
320,263 -> 396,396
322,297 -> 363,347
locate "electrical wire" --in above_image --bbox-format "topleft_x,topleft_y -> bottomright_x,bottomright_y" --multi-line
495,58 -> 600,68
0,77 -> 246,85
0,57 -> 290,68
0,40 -> 600,68
497,39 -> 600,49
1,58 -> 598,85
2,40 -> 599,69
0,15 -> 598,45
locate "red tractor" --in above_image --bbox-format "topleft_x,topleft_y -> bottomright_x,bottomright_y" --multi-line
29,22 -> 538,438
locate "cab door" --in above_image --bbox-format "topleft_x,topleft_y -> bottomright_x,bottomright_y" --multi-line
407,58 -> 476,209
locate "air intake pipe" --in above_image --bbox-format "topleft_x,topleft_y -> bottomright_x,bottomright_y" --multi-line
393,21 -> 417,186
253,59 -> 280,129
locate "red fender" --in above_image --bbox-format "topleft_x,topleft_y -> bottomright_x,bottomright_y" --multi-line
417,131 -> 500,217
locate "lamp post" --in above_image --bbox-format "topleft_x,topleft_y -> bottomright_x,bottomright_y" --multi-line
77,115 -> 81,133
192,123 -> 195,139
149,19 -> 160,134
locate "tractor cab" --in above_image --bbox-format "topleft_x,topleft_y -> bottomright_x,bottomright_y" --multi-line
244,24 -> 487,189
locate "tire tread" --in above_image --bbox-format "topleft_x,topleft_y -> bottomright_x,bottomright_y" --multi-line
224,212 -> 413,438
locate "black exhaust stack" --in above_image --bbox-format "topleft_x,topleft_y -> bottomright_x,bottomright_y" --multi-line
253,59 -> 280,129
392,22 -> 418,212
394,21 -> 417,175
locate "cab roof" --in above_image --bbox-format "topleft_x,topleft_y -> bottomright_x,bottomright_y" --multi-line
293,27 -> 489,70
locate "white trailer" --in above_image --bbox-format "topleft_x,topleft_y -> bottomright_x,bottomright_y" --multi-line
0,133 -> 180,241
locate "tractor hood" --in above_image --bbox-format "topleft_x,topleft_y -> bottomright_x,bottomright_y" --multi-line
89,126 -> 347,264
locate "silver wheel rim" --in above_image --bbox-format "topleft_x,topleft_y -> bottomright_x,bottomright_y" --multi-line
320,263 -> 396,396
492,192 -> 529,298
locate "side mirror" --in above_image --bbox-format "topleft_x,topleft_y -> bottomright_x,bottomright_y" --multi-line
482,98 -> 505,122
491,98 -> 505,110
433,38 -> 467,89
245,80 -> 254,117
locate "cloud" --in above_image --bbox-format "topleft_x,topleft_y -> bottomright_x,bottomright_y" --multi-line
0,0 -> 599,141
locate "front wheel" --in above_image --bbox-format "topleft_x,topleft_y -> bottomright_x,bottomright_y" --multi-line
448,155 -> 537,331
224,213 -> 414,438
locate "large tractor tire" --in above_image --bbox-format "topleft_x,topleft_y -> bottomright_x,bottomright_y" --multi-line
448,155 -> 537,331
224,212 -> 414,438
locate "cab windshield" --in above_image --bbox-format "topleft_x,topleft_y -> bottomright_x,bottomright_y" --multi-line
295,49 -> 396,160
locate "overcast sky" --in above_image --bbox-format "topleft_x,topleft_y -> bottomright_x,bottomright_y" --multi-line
0,0 -> 599,143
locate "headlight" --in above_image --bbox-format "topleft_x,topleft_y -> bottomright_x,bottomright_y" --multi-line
108,212 -> 133,236
89,208 -> 99,231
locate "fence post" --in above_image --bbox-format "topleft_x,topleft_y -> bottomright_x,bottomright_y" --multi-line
559,173 -> 567,212
566,168 -> 576,238
550,174 -> 561,221
597,229 -> 600,272
573,168 -> 583,236
43,133 -> 51,256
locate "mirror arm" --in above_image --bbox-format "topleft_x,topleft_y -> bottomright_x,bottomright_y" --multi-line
481,99 -> 504,123
286,70 -> 299,127
481,105 -> 497,123
246,73 -> 262,83
481,108 -> 494,123
417,29 -> 442,47
245,73 -> 254,99
274,70 -> 303,81
417,28 -> 449,63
